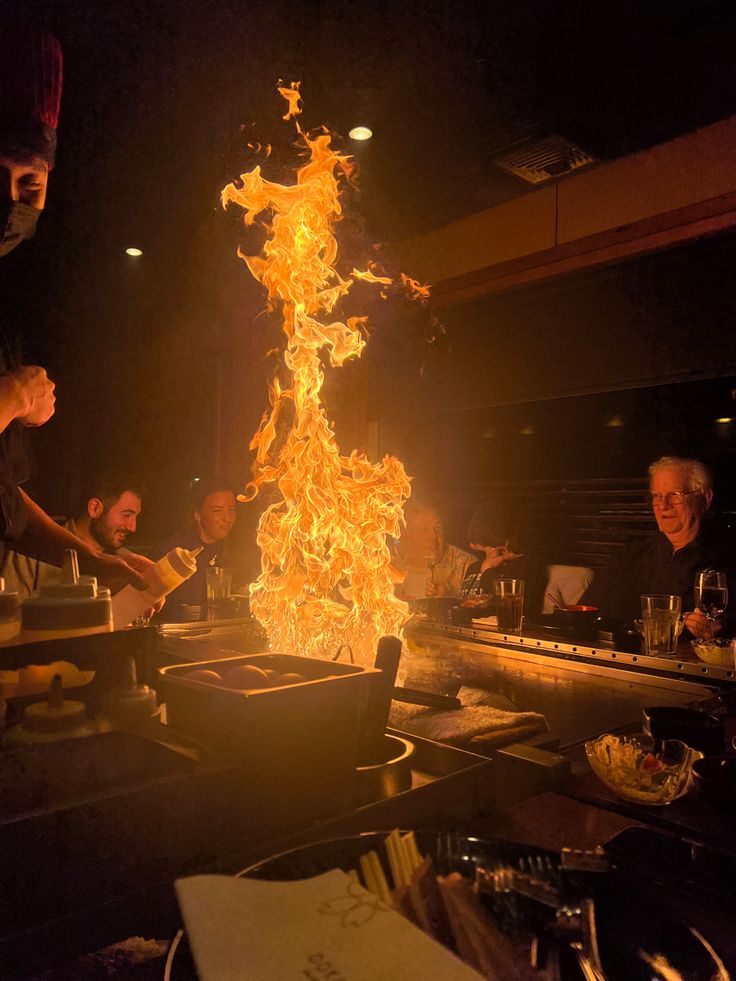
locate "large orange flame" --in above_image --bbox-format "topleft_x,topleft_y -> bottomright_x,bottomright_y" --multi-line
222,83 -> 428,664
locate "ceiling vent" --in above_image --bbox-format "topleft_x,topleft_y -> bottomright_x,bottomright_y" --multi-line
493,135 -> 596,185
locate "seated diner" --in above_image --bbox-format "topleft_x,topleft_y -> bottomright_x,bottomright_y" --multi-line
584,455 -> 735,638
394,497 -> 473,601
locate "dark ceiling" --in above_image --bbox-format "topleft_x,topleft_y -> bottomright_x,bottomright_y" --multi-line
2,0 -> 736,520
51,0 -> 736,240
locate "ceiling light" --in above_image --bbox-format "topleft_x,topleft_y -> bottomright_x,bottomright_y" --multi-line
125,247 -> 143,257
348,126 -> 372,141
715,417 -> 733,424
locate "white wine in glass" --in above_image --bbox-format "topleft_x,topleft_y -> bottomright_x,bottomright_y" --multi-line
694,569 -> 728,637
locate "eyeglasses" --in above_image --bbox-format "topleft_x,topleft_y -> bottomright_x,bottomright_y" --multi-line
650,491 -> 699,508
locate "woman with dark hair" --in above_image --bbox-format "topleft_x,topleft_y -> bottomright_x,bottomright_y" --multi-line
157,477 -> 238,621
461,504 -> 545,619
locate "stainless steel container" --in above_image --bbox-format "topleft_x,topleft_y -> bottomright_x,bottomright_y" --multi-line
355,732 -> 415,805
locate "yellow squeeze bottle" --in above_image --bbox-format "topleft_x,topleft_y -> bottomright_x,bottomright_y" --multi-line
111,547 -> 202,629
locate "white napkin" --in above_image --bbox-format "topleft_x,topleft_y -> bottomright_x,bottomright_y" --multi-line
176,869 -> 482,981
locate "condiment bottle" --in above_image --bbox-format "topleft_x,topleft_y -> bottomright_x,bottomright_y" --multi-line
0,576 -> 20,643
20,550 -> 112,641
5,673 -> 98,746
99,655 -> 158,734
111,547 -> 202,629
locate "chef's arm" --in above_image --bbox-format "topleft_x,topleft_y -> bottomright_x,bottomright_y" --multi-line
11,488 -> 145,590
0,375 -> 26,433
0,367 -> 56,433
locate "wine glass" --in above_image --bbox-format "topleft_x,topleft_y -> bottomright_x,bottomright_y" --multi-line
694,569 -> 728,638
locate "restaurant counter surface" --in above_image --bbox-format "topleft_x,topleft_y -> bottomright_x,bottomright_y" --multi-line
403,618 -> 727,750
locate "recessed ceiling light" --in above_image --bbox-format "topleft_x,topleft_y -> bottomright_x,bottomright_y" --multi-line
349,126 -> 372,141
715,417 -> 733,424
126,247 -> 143,257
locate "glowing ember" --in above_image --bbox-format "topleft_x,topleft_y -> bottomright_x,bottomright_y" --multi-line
222,82 -> 429,664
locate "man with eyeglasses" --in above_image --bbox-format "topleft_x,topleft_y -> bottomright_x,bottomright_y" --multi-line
585,456 -> 734,638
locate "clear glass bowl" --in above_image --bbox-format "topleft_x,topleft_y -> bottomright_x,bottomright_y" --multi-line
691,637 -> 735,667
585,733 -> 702,805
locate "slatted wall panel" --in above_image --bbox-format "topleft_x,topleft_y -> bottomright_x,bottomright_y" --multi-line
445,478 -> 654,568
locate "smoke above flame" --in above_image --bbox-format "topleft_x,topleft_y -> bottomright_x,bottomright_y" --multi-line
222,82 -> 429,664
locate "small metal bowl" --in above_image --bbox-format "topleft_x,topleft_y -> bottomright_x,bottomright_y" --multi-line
552,605 -> 599,635
692,756 -> 736,809
355,733 -> 415,805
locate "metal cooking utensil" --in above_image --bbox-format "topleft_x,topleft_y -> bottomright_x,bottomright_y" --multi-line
391,686 -> 462,710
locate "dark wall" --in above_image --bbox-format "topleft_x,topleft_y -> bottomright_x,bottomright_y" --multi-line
373,232 -> 736,498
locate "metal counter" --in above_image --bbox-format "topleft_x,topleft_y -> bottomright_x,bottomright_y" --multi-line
405,619 -> 730,749
154,615 -> 732,751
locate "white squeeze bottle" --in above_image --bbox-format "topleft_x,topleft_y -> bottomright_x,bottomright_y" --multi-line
111,547 -> 202,629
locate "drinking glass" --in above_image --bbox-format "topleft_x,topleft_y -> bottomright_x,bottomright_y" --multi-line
694,569 -> 728,639
493,579 -> 525,633
641,594 -> 682,657
206,566 -> 232,619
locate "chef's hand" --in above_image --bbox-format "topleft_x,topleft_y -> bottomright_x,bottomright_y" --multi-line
683,609 -> 724,639
123,551 -> 156,579
6,366 -> 56,427
83,551 -> 147,594
122,553 -> 166,615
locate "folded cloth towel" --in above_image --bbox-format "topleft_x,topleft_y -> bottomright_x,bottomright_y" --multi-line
388,701 -> 548,750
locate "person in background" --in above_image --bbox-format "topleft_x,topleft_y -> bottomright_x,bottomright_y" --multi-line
1,472 -> 149,600
460,504 -> 545,618
0,13 -> 145,593
158,477 -> 238,621
395,498 -> 473,600
584,456 -> 735,638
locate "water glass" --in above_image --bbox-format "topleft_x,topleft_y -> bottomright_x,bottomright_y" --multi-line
206,566 -> 232,618
493,579 -> 525,633
641,594 -> 682,657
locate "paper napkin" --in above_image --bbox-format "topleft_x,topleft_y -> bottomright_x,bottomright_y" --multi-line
176,868 -> 483,980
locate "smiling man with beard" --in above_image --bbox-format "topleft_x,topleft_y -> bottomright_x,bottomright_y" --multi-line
1,472 -> 149,599
72,473 -> 146,556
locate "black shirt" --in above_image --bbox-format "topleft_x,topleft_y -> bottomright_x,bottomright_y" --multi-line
585,526 -> 736,626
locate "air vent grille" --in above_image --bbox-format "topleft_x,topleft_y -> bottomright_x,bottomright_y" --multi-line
494,135 -> 595,184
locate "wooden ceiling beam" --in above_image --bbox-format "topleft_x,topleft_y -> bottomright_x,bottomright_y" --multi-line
429,189 -> 736,307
